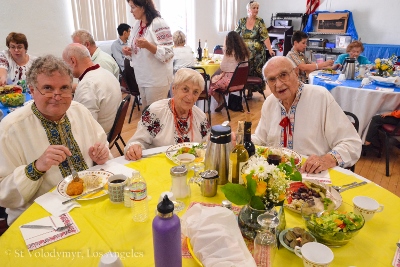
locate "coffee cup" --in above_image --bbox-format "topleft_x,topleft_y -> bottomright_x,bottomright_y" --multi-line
352,196 -> 384,221
294,242 -> 333,267
338,74 -> 346,81
98,252 -> 123,267
107,174 -> 127,203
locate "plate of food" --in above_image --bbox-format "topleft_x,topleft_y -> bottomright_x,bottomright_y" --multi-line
0,84 -> 23,95
255,146 -> 302,167
0,92 -> 25,107
284,181 -> 342,214
165,142 -> 206,164
320,69 -> 337,75
57,170 -> 113,200
279,227 -> 316,253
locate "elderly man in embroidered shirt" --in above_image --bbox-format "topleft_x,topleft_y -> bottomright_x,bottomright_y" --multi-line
72,29 -> 119,79
63,43 -> 121,134
0,55 -> 111,225
286,31 -> 334,84
252,56 -> 361,173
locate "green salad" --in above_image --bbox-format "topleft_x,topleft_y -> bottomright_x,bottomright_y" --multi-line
310,210 -> 364,233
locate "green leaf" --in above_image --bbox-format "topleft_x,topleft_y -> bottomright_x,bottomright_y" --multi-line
221,183 -> 251,205
246,174 -> 256,196
249,196 -> 265,210
290,171 -> 302,181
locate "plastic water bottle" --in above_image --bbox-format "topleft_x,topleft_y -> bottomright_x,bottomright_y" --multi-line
152,195 -> 182,267
130,172 -> 148,222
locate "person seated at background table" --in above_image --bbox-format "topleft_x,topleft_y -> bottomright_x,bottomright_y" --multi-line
172,30 -> 194,74
364,109 -> 400,149
286,31 -> 334,84
71,29 -> 119,79
333,41 -> 371,70
111,23 -> 131,72
252,56 -> 362,173
124,68 -> 210,161
235,0 -> 274,99
0,32 -> 37,86
0,55 -> 111,225
209,31 -> 249,112
62,43 -> 121,134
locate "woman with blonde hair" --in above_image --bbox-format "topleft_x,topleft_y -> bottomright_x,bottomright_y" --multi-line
333,40 -> 371,69
172,30 -> 194,73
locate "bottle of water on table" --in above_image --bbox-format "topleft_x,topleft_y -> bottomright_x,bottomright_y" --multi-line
130,171 -> 149,222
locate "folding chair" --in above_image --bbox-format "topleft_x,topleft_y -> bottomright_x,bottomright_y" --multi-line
379,119 -> 400,176
344,111 -> 359,172
191,66 -> 211,124
107,95 -> 131,156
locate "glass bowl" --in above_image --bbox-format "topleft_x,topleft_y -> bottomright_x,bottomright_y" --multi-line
301,201 -> 365,247
0,93 -> 25,107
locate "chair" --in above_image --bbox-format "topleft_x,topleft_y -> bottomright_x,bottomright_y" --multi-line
246,75 -> 266,99
122,58 -> 141,123
344,111 -> 359,172
213,45 -> 223,55
107,95 -> 131,156
191,66 -> 211,124
214,61 -> 250,121
378,120 -> 400,176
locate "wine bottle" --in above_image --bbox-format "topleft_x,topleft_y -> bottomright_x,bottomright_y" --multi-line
203,39 -> 209,59
228,121 -> 249,184
244,112 -> 255,157
197,39 -> 202,62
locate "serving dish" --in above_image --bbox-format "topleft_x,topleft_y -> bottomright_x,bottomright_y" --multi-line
57,170 -> 113,200
165,142 -> 206,164
255,146 -> 302,167
279,228 -> 316,253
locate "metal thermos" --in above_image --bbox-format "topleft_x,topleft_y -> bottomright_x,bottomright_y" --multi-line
198,170 -> 219,197
204,124 -> 232,185
342,57 -> 356,80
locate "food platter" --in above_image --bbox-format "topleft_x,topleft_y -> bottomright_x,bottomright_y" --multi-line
57,170 -> 113,200
278,228 -> 316,253
255,146 -> 302,167
165,142 -> 206,165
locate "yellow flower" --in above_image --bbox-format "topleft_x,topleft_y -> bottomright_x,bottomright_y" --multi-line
381,65 -> 388,71
277,193 -> 286,201
255,180 -> 267,196
375,58 -> 381,64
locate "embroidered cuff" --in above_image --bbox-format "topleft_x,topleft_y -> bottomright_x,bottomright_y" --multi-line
25,160 -> 46,181
329,151 -> 344,168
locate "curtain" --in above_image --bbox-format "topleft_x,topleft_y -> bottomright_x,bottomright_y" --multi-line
218,0 -> 238,32
70,0 -> 128,41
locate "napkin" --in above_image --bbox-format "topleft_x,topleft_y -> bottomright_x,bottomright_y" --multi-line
181,204 -> 256,267
376,87 -> 395,92
302,170 -> 331,184
89,161 -> 138,178
369,76 -> 398,83
35,191 -> 81,215
19,213 -> 79,251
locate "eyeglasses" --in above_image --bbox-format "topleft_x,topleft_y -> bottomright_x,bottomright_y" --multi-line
178,86 -> 201,97
35,86 -> 73,98
266,69 -> 294,86
9,45 -> 25,51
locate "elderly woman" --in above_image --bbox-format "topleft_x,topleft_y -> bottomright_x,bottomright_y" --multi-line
122,0 -> 174,109
124,68 -> 210,161
0,32 -> 37,86
333,41 -> 371,69
235,1 -> 274,98
172,30 -> 194,74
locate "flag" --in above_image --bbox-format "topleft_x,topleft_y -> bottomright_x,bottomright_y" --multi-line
306,0 -> 320,14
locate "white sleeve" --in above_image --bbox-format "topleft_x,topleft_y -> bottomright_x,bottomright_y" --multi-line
149,18 -> 174,63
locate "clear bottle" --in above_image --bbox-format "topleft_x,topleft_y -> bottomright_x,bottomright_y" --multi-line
130,171 -> 148,222
243,112 -> 255,157
203,40 -> 209,59
253,213 -> 280,267
228,121 -> 249,184
197,39 -> 202,62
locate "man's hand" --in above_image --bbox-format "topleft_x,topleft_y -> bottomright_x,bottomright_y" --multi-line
35,145 -> 71,172
89,142 -> 109,165
122,46 -> 132,56
125,144 -> 142,161
300,154 -> 337,174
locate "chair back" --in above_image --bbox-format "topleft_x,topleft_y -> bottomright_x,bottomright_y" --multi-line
226,61 -> 249,93
108,95 -> 131,144
344,111 -> 359,132
213,45 -> 223,55
190,66 -> 211,124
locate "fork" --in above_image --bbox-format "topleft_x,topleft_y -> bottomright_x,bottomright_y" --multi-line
60,126 -> 80,181
20,223 -> 72,231
331,182 -> 357,191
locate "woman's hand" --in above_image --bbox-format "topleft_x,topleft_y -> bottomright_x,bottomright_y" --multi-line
122,46 -> 132,56
125,144 -> 143,161
381,112 -> 392,118
89,142 -> 109,165
268,50 -> 275,56
300,154 -> 337,174
35,145 -> 71,172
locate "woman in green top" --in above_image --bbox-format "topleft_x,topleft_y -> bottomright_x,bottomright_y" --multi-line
235,1 -> 274,98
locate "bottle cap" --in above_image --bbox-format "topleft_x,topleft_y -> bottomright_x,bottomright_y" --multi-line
170,165 -> 188,176
157,195 -> 174,214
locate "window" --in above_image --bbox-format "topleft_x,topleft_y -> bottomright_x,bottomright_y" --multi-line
217,0 -> 238,32
70,0 -> 128,41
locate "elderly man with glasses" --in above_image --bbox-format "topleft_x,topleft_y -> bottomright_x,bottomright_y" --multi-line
0,55 -> 111,225
252,56 -> 361,173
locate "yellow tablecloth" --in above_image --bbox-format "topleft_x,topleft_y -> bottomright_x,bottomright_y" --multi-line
195,62 -> 220,76
1,155 -> 399,267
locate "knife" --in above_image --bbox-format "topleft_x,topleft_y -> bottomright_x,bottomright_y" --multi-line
62,186 -> 104,205
339,181 -> 367,193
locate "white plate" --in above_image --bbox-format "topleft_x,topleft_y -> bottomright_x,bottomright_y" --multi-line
255,146 -> 302,167
57,170 -> 113,200
165,142 -> 204,165
279,228 -> 316,253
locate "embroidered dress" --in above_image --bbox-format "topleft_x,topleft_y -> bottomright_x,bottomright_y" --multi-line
286,48 -> 312,83
0,50 -> 36,84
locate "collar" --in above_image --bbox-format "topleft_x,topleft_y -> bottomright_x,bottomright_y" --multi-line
290,47 -> 305,58
118,38 -> 128,45
78,64 -> 100,81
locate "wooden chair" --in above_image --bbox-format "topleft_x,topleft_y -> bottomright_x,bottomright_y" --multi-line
191,66 -> 211,124
214,61 -> 250,121
344,111 -> 359,172
107,95 -> 131,156
379,120 -> 400,176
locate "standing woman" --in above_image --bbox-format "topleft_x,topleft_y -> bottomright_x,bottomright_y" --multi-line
235,1 -> 274,98
0,32 -> 37,86
123,0 -> 174,108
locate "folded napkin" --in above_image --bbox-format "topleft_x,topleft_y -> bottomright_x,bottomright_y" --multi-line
181,204 -> 256,267
35,191 -> 81,215
376,87 -> 395,92
19,213 -> 79,251
302,170 -> 331,184
89,161 -> 137,178
370,76 -> 398,83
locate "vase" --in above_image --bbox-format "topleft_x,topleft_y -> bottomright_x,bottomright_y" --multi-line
238,204 -> 277,240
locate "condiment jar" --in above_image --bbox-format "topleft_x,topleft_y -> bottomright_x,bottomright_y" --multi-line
170,165 -> 190,199
198,170 -> 219,197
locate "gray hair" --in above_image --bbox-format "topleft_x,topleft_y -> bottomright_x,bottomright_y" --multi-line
262,56 -> 293,80
71,29 -> 96,45
63,43 -> 91,61
26,55 -> 73,88
173,30 -> 186,46
173,68 -> 205,90
246,1 -> 259,11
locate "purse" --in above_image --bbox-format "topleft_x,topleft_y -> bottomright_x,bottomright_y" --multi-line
227,93 -> 244,112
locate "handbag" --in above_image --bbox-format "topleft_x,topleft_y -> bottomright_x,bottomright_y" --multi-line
227,93 -> 244,112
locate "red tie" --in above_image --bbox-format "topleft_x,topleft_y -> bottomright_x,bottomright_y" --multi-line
279,116 -> 292,147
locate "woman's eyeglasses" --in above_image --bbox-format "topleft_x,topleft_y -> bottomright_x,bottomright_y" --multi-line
9,45 -> 25,51
266,69 -> 294,86
35,86 -> 73,98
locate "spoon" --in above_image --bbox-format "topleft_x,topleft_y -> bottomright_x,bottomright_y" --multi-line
331,182 -> 357,191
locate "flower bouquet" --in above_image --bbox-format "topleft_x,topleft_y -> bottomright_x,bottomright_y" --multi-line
375,54 -> 398,77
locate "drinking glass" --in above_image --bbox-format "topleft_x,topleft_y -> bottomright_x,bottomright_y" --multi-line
189,162 -> 205,184
254,212 -> 280,266
266,142 -> 282,166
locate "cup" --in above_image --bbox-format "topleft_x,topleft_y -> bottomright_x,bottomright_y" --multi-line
266,142 -> 282,166
352,196 -> 384,221
337,74 -> 346,81
107,174 -> 127,203
176,153 -> 195,166
294,242 -> 334,267
98,252 -> 123,267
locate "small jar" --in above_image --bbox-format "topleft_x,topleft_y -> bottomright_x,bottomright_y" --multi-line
124,186 -> 131,207
170,165 -> 190,199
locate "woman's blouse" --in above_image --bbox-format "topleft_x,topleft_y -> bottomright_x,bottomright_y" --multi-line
334,54 -> 371,65
0,50 -> 36,84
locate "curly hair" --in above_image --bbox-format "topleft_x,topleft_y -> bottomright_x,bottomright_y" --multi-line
126,0 -> 160,26
173,30 -> 186,46
6,32 -> 28,50
225,31 -> 250,62
346,41 -> 364,53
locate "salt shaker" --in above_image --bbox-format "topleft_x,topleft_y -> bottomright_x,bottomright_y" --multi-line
170,165 -> 190,199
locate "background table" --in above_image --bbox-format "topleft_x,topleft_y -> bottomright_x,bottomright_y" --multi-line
1,153 -> 399,266
0,93 -> 32,121
195,62 -> 220,76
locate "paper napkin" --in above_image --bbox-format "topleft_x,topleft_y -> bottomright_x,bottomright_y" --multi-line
19,213 -> 79,251
302,170 -> 331,184
89,161 -> 137,178
35,191 -> 81,216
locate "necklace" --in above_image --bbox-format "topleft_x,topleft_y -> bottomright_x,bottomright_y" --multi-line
171,99 -> 193,141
